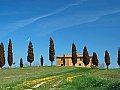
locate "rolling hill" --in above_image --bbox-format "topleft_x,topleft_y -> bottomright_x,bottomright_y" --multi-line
0,66 -> 120,90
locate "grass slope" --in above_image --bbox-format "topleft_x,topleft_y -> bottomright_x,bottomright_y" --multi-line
0,66 -> 120,90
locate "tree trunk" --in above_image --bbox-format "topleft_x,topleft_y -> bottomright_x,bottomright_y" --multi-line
30,63 -> 31,67
107,65 -> 108,69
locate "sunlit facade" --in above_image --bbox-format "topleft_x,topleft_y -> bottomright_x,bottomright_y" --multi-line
56,54 -> 92,68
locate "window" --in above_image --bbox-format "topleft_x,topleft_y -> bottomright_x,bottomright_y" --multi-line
80,57 -> 83,61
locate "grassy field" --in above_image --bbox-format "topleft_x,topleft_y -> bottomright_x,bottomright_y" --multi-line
0,66 -> 120,90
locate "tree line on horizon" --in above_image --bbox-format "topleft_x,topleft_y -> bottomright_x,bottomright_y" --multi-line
0,37 -> 120,69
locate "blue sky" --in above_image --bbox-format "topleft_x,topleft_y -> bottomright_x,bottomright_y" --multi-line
0,0 -> 120,68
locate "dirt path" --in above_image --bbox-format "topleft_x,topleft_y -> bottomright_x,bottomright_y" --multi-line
32,82 -> 46,88
24,74 -> 82,90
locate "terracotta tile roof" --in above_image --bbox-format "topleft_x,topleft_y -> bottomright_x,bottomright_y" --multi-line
56,54 -> 83,58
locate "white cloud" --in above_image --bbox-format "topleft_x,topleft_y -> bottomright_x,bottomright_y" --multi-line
3,1 -> 82,32
2,0 -> 120,37
34,8 -> 120,36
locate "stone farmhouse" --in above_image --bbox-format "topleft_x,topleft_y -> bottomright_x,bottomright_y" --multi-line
56,54 -> 92,68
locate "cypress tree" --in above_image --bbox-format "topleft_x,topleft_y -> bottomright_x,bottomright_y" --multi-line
27,41 -> 34,66
49,37 -> 55,66
105,50 -> 110,69
63,55 -> 65,66
72,43 -> 77,66
92,52 -> 99,68
118,48 -> 120,68
83,46 -> 90,67
40,55 -> 44,66
8,40 -> 13,67
20,58 -> 23,67
0,43 -> 5,68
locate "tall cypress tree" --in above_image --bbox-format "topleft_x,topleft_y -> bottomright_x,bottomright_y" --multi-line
49,37 -> 55,66
40,55 -> 44,66
83,46 -> 90,67
0,43 -> 5,68
118,48 -> 120,68
63,54 -> 65,66
72,43 -> 77,66
105,50 -> 110,69
8,40 -> 13,67
92,52 -> 99,68
20,58 -> 23,67
27,41 -> 34,66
